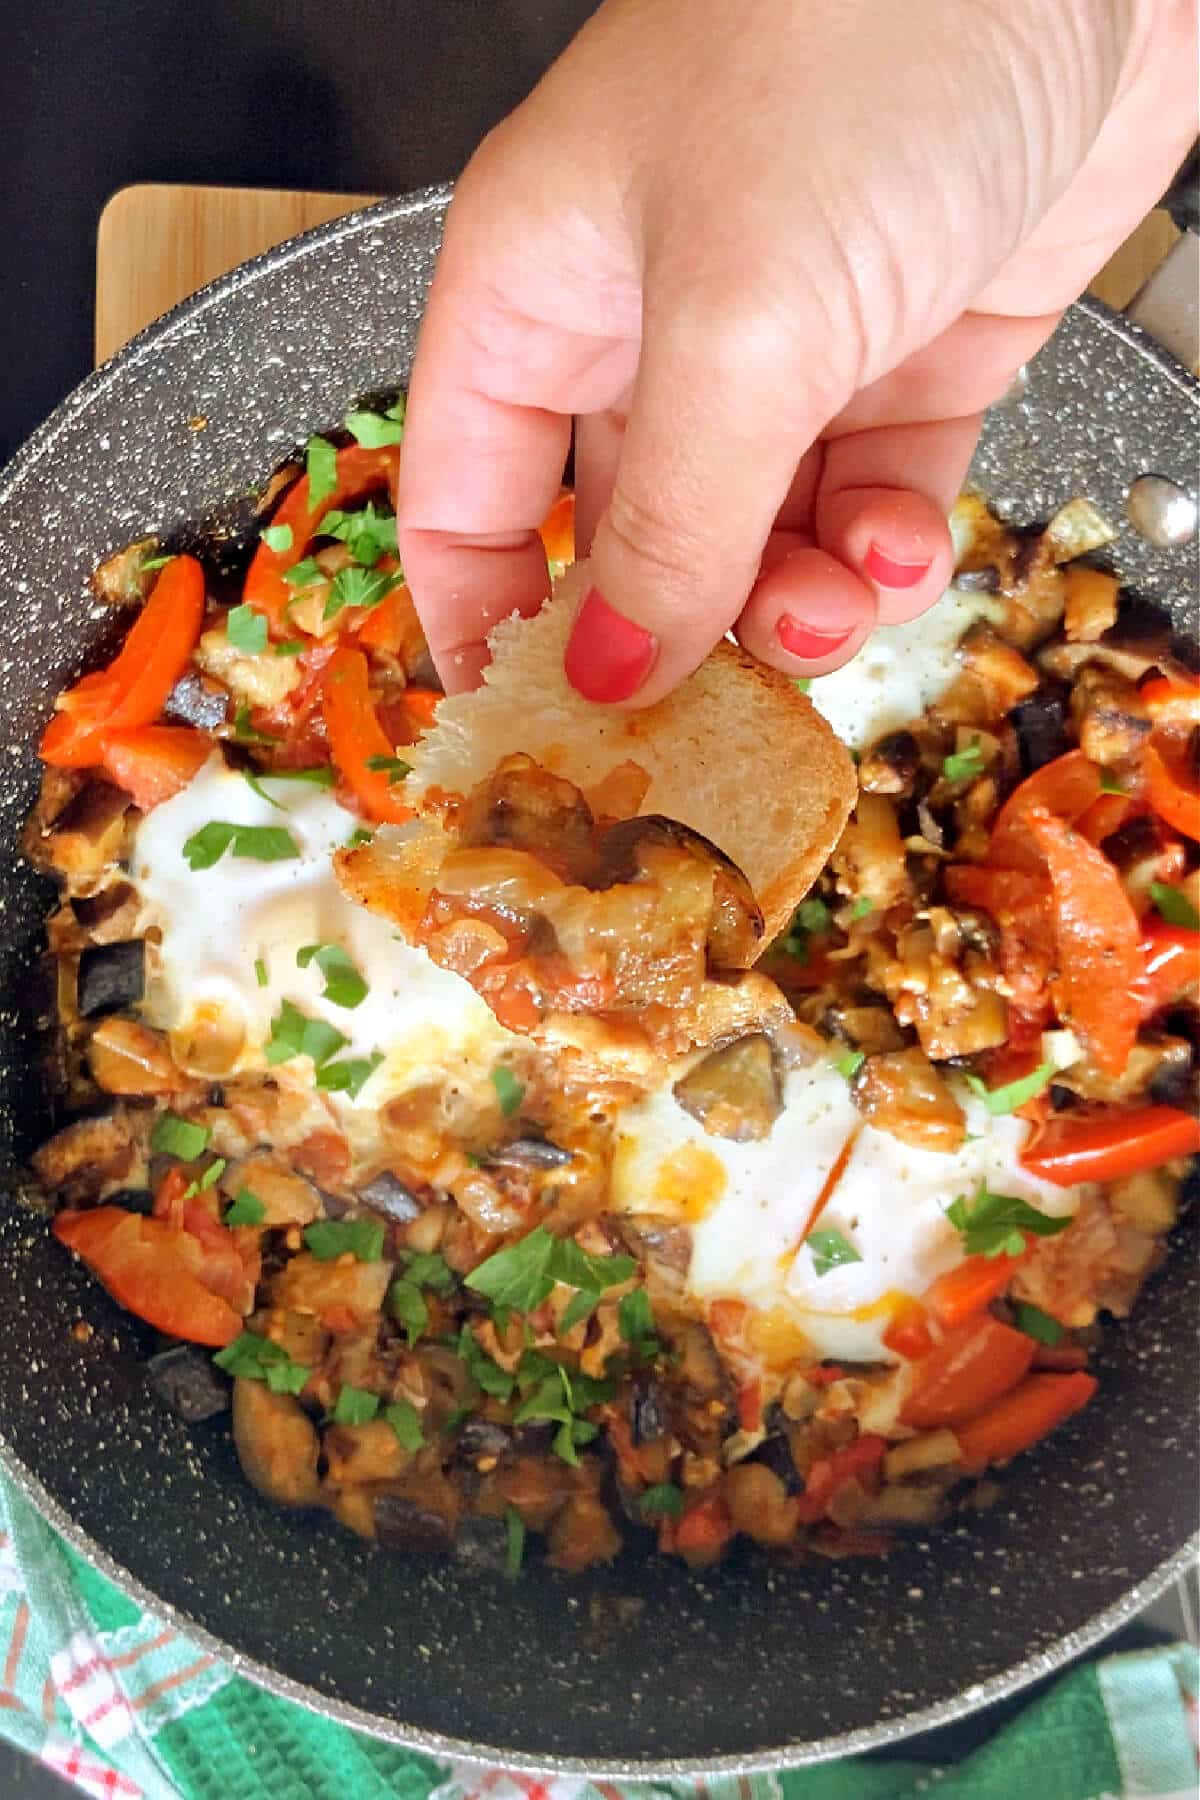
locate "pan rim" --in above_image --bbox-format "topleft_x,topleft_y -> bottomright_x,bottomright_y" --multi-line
0,185 -> 1197,1775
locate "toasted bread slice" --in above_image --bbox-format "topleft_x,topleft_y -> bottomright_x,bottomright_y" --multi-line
397,560 -> 855,942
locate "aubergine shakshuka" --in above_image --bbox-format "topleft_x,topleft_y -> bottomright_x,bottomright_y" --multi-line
24,409 -> 1199,1575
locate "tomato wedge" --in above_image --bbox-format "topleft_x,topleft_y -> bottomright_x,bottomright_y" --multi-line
954,1372 -> 1097,1465
987,750 -> 1107,872
243,445 -> 401,633
1021,1105 -> 1200,1186
40,556 -> 206,767
927,1247 -> 1031,1327
321,646 -> 414,825
1026,806 -> 1142,1076
902,1317 -> 1035,1429
53,1207 -> 243,1347
1145,735 -> 1200,841
100,724 -> 211,811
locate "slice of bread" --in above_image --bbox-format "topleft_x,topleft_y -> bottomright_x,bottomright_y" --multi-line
400,559 -> 856,942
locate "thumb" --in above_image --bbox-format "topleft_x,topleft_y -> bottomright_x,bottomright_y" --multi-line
565,297 -> 859,708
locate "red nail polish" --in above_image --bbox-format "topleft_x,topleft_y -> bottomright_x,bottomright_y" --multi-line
863,543 -> 932,590
776,615 -> 853,660
564,587 -> 657,702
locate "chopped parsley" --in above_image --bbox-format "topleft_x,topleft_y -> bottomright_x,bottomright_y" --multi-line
303,1219 -> 385,1263
364,754 -> 411,781
512,1362 -> 610,1466
848,896 -> 874,921
242,770 -> 284,810
964,1061 -> 1056,1115
399,1250 -> 456,1294
833,1049 -> 865,1080
465,1225 -> 635,1317
490,1066 -> 525,1117
796,897 -> 832,933
261,523 -> 294,553
457,1324 -> 516,1402
1098,768 -> 1127,796
283,557 -> 324,589
305,434 -> 338,507
181,1158 -> 226,1200
617,1287 -> 654,1345
213,1332 -> 309,1395
946,1181 -> 1072,1260
942,741 -> 986,783
387,1278 -> 429,1346
346,826 -> 374,849
807,1227 -> 862,1277
224,1188 -> 266,1227
150,1112 -> 210,1159
330,1385 -> 380,1426
638,1482 -> 684,1521
324,565 -> 402,621
254,957 -> 268,988
314,1053 -> 383,1099
225,603 -> 269,654
320,501 -> 398,568
344,408 -> 406,448
793,677 -> 812,693
504,1503 -> 525,1578
275,638 -> 308,656
264,999 -> 348,1069
1012,1301 -> 1066,1347
1150,882 -> 1200,931
141,552 -> 174,571
297,942 -> 368,1009
385,1399 -> 425,1451
232,705 -> 281,746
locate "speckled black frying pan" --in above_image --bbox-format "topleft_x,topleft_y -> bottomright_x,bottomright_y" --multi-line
0,185 -> 1196,1777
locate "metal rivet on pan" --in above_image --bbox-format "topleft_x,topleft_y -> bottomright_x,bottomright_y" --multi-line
1125,474 -> 1198,547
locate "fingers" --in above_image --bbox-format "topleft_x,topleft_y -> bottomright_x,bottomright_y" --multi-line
569,299 -> 840,706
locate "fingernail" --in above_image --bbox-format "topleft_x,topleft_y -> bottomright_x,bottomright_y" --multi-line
863,543 -> 932,589
776,615 -> 854,660
564,587 -> 658,702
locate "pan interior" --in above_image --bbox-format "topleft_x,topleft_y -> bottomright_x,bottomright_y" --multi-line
0,188 -> 1196,1772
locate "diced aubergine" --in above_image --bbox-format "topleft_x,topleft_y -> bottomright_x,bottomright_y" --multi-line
76,940 -> 145,1018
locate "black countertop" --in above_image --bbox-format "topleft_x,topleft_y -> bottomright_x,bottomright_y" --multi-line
0,0 -> 597,465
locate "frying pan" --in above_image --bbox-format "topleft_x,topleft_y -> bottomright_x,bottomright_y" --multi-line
0,184 -> 1196,1776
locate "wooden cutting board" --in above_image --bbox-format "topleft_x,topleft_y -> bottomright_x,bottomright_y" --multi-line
94,180 -> 1179,367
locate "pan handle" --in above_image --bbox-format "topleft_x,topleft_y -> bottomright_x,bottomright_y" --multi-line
1124,144 -> 1199,373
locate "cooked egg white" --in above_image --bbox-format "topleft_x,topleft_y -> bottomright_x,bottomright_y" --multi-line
131,757 -> 517,1119
611,1062 -> 1082,1365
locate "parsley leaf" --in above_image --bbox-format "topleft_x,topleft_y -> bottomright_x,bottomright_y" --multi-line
226,603 -> 268,654
324,565 -> 402,621
364,754 -> 410,781
849,896 -> 874,921
385,395 -> 407,425
1098,768 -> 1127,796
242,770 -> 285,810
833,1049 -> 866,1080
490,1066 -> 525,1117
465,1225 -> 635,1316
964,1061 -> 1056,1115
457,1324 -> 516,1401
807,1228 -> 863,1277
346,826 -> 374,849
504,1503 -> 525,1578
150,1112 -> 209,1160
264,999 -> 348,1069
400,1251 -> 456,1294
943,741 -> 986,783
638,1482 -> 684,1520
275,638 -> 307,656
321,502 -> 398,568
388,1278 -> 429,1346
796,897 -> 832,933
330,1385 -> 379,1426
314,1054 -> 383,1099
1150,882 -> 1200,931
793,677 -> 812,693
303,1219 -> 385,1262
224,1188 -> 266,1227
1012,1301 -> 1065,1347
213,1332 -> 309,1395
261,523 -> 293,553
945,1182 -> 1072,1259
385,1399 -> 425,1451
282,556 -> 325,588
617,1288 -> 655,1345
344,409 -> 405,448
181,1157 -> 226,1200
306,435 -> 338,507
297,942 -> 368,1009
232,705 -> 281,746
141,553 -> 174,571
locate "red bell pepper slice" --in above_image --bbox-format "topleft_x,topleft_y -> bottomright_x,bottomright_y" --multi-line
796,1434 -> 886,1523
954,1371 -> 1097,1465
1133,921 -> 1200,1019
1021,1105 -> 1200,1186
673,1494 -> 735,1564
927,1247 -> 1031,1328
1139,675 -> 1200,728
243,445 -> 401,633
987,750 -> 1107,873
901,1317 -> 1035,1430
40,556 -> 206,767
1026,806 -> 1142,1077
1145,736 -> 1200,841
100,724 -> 211,811
881,1306 -> 934,1361
53,1207 -> 244,1347
321,645 -> 414,825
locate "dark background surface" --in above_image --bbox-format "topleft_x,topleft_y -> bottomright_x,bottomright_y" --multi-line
0,3 -> 1193,1792
0,0 -> 598,467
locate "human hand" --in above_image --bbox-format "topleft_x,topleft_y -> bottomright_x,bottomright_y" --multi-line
396,0 -> 1196,705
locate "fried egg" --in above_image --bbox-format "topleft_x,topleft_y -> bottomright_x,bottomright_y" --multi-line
611,1062 -> 1082,1365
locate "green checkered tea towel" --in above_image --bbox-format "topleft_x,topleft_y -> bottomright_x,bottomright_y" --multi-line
0,1475 -> 1194,1800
